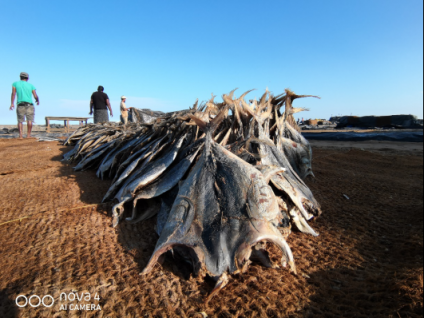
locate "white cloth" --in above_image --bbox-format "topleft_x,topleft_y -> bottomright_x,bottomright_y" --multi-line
120,101 -> 128,117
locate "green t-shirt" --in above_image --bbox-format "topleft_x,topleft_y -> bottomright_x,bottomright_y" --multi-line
12,81 -> 36,104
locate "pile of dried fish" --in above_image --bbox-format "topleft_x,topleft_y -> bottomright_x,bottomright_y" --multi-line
63,88 -> 321,298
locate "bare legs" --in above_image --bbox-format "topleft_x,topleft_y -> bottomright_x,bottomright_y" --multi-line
17,121 -> 34,139
18,122 -> 24,139
27,121 -> 33,138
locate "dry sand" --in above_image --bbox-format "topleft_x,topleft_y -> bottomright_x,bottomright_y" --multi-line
0,138 -> 422,317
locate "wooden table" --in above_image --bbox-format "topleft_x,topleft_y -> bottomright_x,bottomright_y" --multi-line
45,117 -> 91,133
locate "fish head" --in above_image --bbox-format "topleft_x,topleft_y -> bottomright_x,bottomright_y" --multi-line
142,141 -> 296,279
299,156 -> 314,179
247,170 -> 281,224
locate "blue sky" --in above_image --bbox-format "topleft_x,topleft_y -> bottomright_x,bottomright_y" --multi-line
1,0 -> 422,125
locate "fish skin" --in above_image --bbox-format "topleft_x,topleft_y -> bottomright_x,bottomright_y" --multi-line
62,140 -> 82,161
64,126 -> 91,146
143,116 -> 295,278
76,138 -> 97,158
273,107 -> 314,180
156,186 -> 180,235
269,145 -> 320,213
176,138 -> 205,162
110,136 -> 173,202
96,133 -> 139,177
132,145 -> 201,202
102,135 -> 166,202
126,197 -> 161,224
283,121 -> 314,179
111,134 -> 186,226
249,120 -> 321,220
254,139 -> 320,220
63,90 -> 323,297
63,130 -> 98,161
116,136 -> 166,186
84,134 -> 109,152
277,136 -> 312,180
111,132 -> 156,179
125,143 -> 202,224
97,134 -> 142,179
119,134 -> 186,200
73,139 -> 119,171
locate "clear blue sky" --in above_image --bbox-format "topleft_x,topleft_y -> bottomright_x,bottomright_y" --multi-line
1,0 -> 422,125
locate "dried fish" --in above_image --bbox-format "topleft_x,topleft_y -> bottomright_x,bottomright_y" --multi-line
63,88 -> 322,298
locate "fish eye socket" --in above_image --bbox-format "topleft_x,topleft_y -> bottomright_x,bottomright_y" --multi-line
173,197 -> 192,221
174,204 -> 189,221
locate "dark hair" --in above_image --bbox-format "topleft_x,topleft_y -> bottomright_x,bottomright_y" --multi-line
20,76 -> 28,80
98,86 -> 104,92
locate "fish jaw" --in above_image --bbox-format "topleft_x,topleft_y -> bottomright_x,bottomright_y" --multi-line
142,217 -> 297,277
235,219 -> 297,274
289,207 -> 319,237
142,114 -> 299,295
205,273 -> 230,303
142,192 -> 297,276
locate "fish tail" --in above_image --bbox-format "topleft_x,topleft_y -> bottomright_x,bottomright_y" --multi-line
188,106 -> 229,138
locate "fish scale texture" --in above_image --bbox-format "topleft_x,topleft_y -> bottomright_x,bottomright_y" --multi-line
0,138 -> 422,317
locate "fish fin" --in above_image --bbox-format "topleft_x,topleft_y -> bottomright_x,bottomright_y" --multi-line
292,107 -> 310,114
239,89 -> 256,101
241,99 -> 256,118
289,208 -> 319,237
228,88 -> 238,100
293,94 -> 321,101
248,136 -> 275,148
208,93 -> 216,104
188,115 -> 208,132
192,99 -> 199,110
259,98 -> 273,122
188,106 -> 229,135
258,90 -> 268,106
205,273 -> 230,303
222,94 -> 234,106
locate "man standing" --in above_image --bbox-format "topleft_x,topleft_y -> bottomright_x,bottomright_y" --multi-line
90,86 -> 113,123
10,72 -> 40,139
120,96 -> 131,125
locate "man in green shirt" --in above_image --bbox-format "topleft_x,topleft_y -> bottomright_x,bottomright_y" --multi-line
10,72 -> 40,139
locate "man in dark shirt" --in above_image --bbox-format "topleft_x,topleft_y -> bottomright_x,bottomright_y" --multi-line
90,86 -> 113,123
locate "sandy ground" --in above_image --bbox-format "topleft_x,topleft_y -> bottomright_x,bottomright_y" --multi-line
309,140 -> 424,157
0,138 -> 422,318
